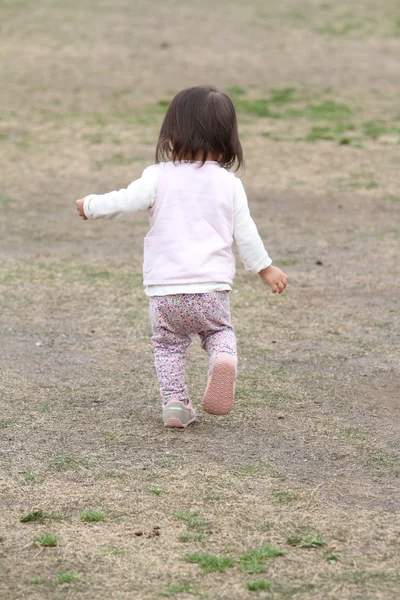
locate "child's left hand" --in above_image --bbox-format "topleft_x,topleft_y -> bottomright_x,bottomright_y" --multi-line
75,198 -> 87,220
258,265 -> 287,294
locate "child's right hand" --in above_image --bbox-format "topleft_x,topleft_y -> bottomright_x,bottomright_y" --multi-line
76,198 -> 87,220
258,265 -> 287,294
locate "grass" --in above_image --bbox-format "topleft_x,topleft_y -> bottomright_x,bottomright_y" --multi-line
149,486 -> 165,495
246,579 -> 271,591
272,490 -> 299,504
234,98 -> 272,117
20,510 -> 44,523
185,553 -> 234,573
269,87 -> 296,105
304,126 -> 335,141
80,509 -> 106,523
225,85 -> 247,96
178,533 -> 206,543
362,120 -> 392,138
315,22 -> 362,35
48,512 -> 70,520
33,533 -> 58,547
28,576 -> 45,584
82,133 -> 104,144
233,93 -> 379,150
164,581 -> 193,596
324,552 -> 342,562
0,195 -> 13,208
50,454 -> 90,472
286,533 -> 326,548
57,570 -> 80,584
21,509 -> 69,523
335,172 -> 379,190
307,100 -> 352,121
24,472 -> 40,483
2,1 -> 400,599
239,544 -> 286,573
173,510 -> 208,530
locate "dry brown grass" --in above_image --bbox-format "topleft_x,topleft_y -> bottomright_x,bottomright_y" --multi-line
1,0 -> 399,598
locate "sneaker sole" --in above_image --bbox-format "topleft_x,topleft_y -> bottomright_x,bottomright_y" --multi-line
202,356 -> 235,415
164,417 -> 196,429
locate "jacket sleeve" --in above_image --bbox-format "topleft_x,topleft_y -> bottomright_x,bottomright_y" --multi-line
233,178 -> 272,273
83,164 -> 159,219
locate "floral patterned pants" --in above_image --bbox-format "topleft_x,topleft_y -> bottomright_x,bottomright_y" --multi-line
149,292 -> 237,405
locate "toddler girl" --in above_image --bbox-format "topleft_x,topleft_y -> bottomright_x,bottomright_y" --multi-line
76,85 -> 287,428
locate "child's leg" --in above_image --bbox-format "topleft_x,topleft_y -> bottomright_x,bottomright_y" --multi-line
151,328 -> 191,406
200,327 -> 237,370
197,292 -> 237,415
198,292 -> 237,368
150,297 -> 191,406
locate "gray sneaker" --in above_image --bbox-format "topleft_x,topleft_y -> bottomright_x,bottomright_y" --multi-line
163,400 -> 196,428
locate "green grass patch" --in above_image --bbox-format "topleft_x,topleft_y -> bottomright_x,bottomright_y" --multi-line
33,533 -> 58,547
80,509 -> 105,523
47,512 -> 69,521
173,510 -> 208,530
24,472 -> 40,483
158,99 -> 170,107
235,99 -> 272,117
50,454 -> 90,472
239,544 -> 286,573
246,579 -> 271,591
338,137 -> 353,145
185,553 -> 234,573
362,120 -> 391,139
0,195 -> 13,208
101,431 -> 117,440
82,133 -> 103,144
0,417 -> 17,428
57,570 -> 80,584
149,487 -> 165,495
28,576 -> 45,584
225,86 -> 247,96
39,109 -> 80,124
388,195 -> 400,203
20,510 -> 45,523
164,581 -> 193,596
178,533 -> 206,543
272,490 -> 299,504
337,173 -> 379,190
286,533 -> 326,548
307,100 -> 352,121
315,22 -> 362,36
335,570 -> 400,594
304,126 -> 335,141
392,17 -> 400,36
133,102 -> 168,125
269,87 -> 296,105
324,551 -> 342,562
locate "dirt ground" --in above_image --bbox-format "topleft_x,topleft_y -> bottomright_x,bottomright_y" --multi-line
0,1 -> 399,599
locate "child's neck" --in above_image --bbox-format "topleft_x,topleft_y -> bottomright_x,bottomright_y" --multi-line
192,151 -> 219,162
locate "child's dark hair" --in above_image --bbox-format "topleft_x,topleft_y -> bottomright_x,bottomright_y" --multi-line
155,85 -> 243,171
